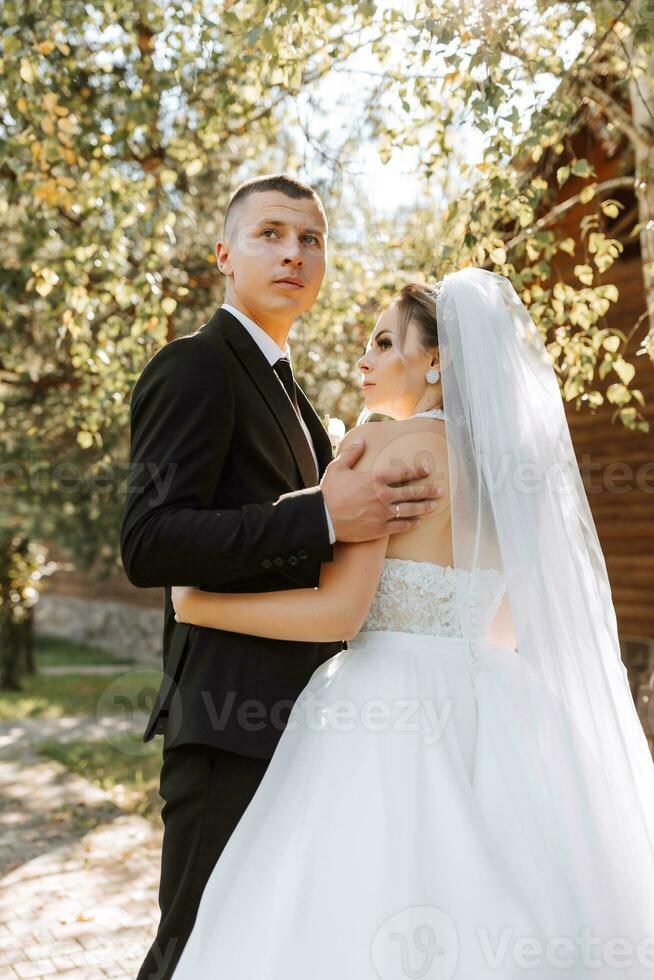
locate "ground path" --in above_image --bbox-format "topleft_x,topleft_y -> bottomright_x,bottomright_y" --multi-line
0,714 -> 162,979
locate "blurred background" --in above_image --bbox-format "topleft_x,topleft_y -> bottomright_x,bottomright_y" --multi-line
1,0 -> 654,881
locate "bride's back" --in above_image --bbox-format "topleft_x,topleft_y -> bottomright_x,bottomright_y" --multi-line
337,417 -> 452,566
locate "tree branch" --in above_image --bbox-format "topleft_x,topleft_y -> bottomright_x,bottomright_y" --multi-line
574,74 -> 648,150
504,176 -> 635,252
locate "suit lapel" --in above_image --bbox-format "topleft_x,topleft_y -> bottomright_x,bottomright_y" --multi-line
201,308 -> 327,488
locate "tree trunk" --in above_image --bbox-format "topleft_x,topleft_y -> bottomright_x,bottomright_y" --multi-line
0,534 -> 38,691
0,617 -> 22,692
21,610 -> 36,676
627,35 -> 654,358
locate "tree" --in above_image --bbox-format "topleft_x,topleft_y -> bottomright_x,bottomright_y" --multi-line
3,0 -> 652,687
0,0 -> 378,685
312,0 -> 654,430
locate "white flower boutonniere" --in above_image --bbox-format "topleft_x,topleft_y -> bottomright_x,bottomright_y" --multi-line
322,414 -> 346,452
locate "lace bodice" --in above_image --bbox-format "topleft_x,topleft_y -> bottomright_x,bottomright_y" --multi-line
357,406 -> 505,637
360,558 -> 506,638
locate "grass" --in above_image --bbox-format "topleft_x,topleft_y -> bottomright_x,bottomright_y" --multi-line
0,634 -> 160,720
34,736 -> 165,826
0,666 -> 163,720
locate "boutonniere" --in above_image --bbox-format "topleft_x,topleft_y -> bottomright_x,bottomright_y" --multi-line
322,414 -> 346,452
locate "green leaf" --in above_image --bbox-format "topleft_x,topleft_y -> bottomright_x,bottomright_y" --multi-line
606,383 -> 631,406
489,246 -> 506,265
77,431 -> 94,450
571,159 -> 592,178
20,58 -> 35,84
574,264 -> 593,286
223,11 -> 241,30
601,200 -> 623,219
612,358 -> 636,385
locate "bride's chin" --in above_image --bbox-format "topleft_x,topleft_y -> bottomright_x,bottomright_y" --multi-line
364,395 -> 386,415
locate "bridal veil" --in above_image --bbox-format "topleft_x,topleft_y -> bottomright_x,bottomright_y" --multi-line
435,267 -> 654,926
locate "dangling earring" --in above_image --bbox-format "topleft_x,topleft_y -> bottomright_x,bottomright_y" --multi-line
425,367 -> 440,384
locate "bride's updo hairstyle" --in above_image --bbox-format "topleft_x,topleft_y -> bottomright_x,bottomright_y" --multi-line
356,281 -> 441,425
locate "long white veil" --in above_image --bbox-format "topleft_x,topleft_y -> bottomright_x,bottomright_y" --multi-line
436,267 -> 654,932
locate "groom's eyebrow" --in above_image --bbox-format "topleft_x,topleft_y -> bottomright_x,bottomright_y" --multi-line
256,219 -> 325,237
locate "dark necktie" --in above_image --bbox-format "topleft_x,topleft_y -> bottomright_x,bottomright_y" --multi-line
273,357 -> 300,418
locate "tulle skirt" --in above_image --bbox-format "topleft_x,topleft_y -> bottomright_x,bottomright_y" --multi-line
171,629 -> 653,979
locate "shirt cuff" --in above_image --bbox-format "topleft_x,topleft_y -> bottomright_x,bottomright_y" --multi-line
323,500 -> 336,544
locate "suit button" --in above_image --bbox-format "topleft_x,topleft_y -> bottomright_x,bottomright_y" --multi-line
273,556 -> 285,567
262,559 -> 272,569
298,549 -> 308,560
288,555 -> 298,565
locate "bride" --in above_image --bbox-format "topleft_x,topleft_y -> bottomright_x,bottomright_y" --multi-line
169,268 -> 654,979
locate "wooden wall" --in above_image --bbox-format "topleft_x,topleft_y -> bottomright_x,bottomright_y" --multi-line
533,119 -> 654,735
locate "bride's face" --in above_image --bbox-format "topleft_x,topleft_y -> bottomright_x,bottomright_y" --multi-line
356,304 -> 437,420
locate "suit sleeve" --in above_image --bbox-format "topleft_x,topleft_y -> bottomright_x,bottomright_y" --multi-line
120,335 -> 334,588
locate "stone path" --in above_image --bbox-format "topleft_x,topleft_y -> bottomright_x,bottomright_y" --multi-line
0,714 -> 163,979
0,717 -> 137,754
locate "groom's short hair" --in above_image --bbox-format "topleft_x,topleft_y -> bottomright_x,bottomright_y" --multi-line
222,174 -> 328,242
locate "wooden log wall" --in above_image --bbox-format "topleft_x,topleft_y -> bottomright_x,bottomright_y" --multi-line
535,122 -> 654,734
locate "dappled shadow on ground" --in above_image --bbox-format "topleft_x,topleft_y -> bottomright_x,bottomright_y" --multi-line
0,721 -> 163,978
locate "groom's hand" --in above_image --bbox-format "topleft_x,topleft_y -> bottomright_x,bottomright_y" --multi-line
320,437 -> 444,542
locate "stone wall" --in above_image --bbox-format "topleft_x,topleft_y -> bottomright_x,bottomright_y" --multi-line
35,541 -> 164,664
35,593 -> 163,665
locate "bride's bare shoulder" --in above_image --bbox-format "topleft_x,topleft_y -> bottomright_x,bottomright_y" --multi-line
336,417 -> 445,469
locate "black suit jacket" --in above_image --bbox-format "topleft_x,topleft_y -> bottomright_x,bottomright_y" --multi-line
120,307 -> 346,758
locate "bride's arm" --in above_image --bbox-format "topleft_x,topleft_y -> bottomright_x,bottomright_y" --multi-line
172,419 -> 444,643
171,535 -> 389,642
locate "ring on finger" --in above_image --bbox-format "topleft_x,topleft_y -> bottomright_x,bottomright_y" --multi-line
394,503 -> 400,519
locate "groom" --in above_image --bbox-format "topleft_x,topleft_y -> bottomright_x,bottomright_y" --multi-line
121,173 -> 441,979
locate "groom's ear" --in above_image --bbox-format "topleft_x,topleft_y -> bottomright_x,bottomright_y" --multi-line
216,240 -> 232,277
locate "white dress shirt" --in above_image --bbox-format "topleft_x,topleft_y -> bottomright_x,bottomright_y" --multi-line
221,303 -> 336,545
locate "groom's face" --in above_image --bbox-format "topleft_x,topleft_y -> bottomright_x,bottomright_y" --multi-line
216,190 -> 327,326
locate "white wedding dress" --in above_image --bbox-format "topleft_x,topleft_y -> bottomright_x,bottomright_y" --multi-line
171,422 -> 648,980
